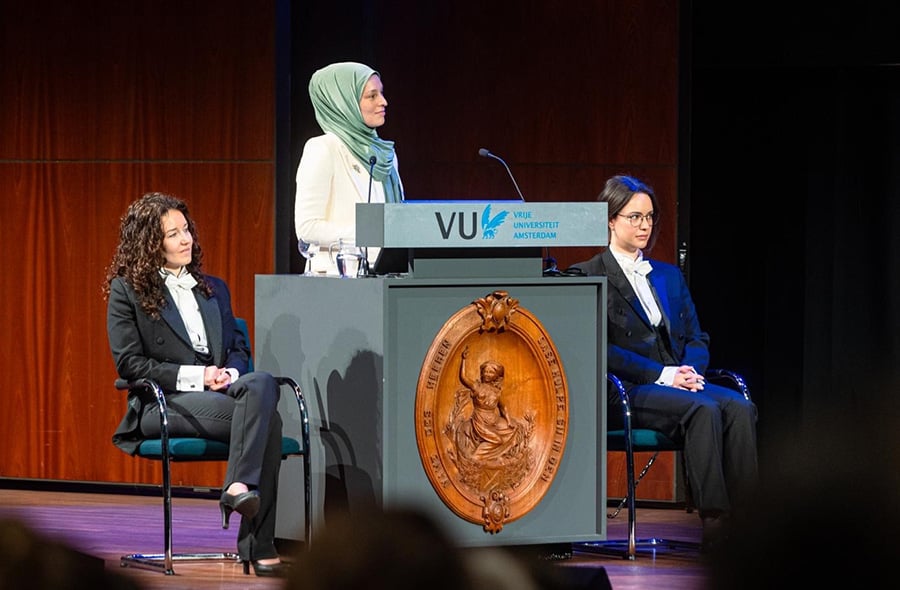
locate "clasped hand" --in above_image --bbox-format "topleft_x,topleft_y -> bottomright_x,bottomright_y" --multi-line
204,365 -> 232,391
674,365 -> 705,392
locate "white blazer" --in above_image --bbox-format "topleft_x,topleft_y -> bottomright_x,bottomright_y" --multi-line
294,132 -> 402,275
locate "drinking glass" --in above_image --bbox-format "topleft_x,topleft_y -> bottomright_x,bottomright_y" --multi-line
298,239 -> 319,276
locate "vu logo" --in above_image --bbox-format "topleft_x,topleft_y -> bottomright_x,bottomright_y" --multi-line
434,204 -> 509,240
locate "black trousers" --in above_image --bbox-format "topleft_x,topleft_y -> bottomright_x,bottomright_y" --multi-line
139,371 -> 283,560
610,381 -> 758,514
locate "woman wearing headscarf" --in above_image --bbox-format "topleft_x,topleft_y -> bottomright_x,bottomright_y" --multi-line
294,61 -> 404,275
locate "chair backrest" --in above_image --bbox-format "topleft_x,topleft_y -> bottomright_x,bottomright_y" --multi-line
234,317 -> 254,373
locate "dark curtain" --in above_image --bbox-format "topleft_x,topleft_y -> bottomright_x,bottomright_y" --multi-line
689,4 -> 900,484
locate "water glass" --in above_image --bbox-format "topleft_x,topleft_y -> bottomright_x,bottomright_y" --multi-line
298,239 -> 319,276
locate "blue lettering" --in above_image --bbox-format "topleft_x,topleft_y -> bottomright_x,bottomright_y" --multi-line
512,221 -> 561,229
512,231 -> 558,240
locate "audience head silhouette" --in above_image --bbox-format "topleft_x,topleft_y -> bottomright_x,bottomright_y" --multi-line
286,506 -> 474,590
0,518 -> 143,590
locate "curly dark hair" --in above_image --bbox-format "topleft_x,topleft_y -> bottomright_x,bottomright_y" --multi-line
102,192 -> 212,318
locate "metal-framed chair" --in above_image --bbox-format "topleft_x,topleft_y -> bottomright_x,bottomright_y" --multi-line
116,318 -> 311,575
579,369 -> 750,560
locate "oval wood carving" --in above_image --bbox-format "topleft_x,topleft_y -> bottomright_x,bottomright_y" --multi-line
415,290 -> 569,533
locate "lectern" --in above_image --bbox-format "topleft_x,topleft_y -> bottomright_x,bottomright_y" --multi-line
256,201 -> 609,547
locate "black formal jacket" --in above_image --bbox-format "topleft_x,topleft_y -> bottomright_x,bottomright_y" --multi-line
571,248 -> 711,388
107,274 -> 250,454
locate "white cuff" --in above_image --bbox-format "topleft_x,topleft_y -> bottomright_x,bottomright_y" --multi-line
176,365 -> 206,392
657,366 -> 677,387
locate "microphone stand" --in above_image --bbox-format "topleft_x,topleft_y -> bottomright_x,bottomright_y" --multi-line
360,155 -> 377,277
543,249 -> 558,275
477,148 -> 560,274
478,148 -> 526,202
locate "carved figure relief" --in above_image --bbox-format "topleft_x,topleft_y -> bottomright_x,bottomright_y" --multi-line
415,290 -> 569,533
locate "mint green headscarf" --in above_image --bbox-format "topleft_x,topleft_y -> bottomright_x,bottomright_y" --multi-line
308,62 -> 403,203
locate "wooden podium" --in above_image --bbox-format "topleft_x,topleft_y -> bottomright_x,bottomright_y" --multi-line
256,201 -> 609,547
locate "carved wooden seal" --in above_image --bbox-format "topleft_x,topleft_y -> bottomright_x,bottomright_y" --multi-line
415,290 -> 569,533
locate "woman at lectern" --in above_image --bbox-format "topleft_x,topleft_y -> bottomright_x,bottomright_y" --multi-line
294,61 -> 405,275
571,174 -> 759,552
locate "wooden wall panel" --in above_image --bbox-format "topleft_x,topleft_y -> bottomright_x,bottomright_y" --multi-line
0,1 -> 274,160
606,452 -> 678,501
381,1 -> 677,166
0,0 -> 276,488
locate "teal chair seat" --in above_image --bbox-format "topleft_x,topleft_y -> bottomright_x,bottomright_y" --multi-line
136,436 -> 302,460
608,428 -> 678,451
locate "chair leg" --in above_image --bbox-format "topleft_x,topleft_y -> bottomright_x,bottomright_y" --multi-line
277,375 -> 313,549
626,446 -> 637,559
576,450 -> 701,559
163,453 -> 174,573
119,455 -> 238,575
119,550 -> 241,576
302,448 -> 312,546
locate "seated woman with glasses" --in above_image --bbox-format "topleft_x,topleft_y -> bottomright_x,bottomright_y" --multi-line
571,174 -> 759,551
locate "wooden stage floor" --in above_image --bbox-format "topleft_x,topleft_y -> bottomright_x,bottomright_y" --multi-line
0,488 -> 712,589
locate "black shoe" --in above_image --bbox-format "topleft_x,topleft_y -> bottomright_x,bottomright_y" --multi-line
242,560 -> 291,577
700,514 -> 728,553
219,489 -> 260,529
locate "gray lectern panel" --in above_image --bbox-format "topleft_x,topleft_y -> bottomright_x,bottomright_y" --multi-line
256,274 -> 607,547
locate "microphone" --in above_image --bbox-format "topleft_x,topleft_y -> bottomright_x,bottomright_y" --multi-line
366,155 -> 377,203
477,148 -> 526,202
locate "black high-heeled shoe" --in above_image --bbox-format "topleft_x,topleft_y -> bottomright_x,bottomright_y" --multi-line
219,489 -> 260,529
242,559 -> 291,577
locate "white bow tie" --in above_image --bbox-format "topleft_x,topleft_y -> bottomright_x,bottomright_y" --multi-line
622,259 -> 653,277
164,271 -> 198,291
